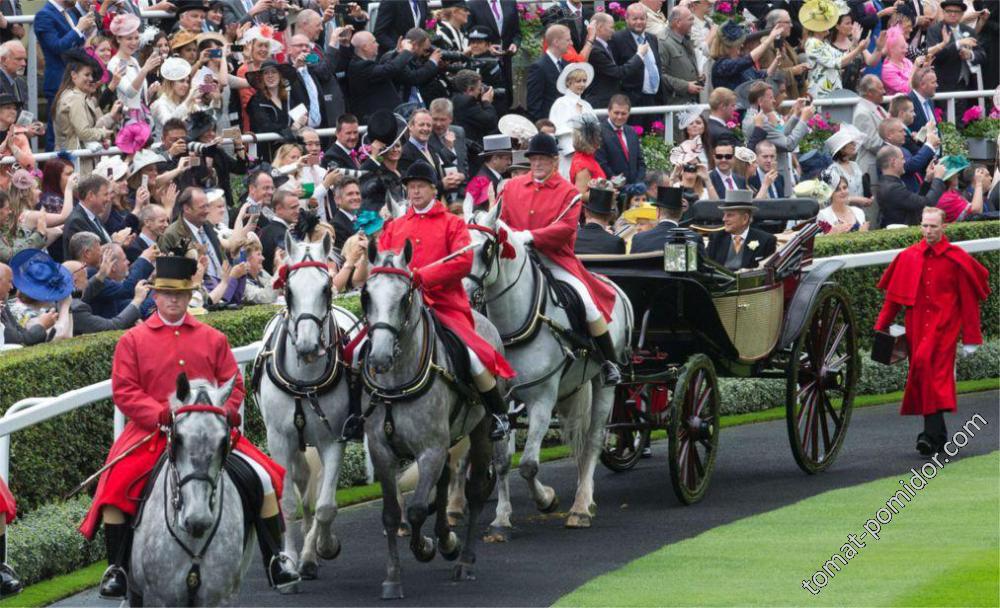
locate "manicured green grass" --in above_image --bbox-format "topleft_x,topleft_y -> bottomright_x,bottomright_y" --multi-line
0,562 -> 105,608
555,451 -> 999,607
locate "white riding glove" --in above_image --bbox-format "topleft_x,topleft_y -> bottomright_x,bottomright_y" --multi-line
960,344 -> 978,357
509,230 -> 534,246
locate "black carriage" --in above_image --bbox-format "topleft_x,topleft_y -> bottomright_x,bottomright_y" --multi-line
580,199 -> 859,505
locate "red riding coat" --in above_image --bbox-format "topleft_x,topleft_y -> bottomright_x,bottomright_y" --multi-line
378,201 -> 515,379
875,236 -> 990,416
79,314 -> 285,540
0,478 -> 15,525
500,173 -> 617,322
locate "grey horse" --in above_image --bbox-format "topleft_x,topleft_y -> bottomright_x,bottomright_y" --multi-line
255,230 -> 360,580
461,201 -> 633,534
130,374 -> 253,607
362,243 -> 499,599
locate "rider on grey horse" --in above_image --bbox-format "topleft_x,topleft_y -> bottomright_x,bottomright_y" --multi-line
78,251 -> 300,599
500,133 -> 624,385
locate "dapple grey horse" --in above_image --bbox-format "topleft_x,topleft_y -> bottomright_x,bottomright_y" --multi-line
362,243 -> 500,599
461,201 -> 633,534
256,231 -> 360,580
131,374 -> 252,607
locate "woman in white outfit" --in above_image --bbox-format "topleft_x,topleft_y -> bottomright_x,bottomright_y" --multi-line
549,63 -> 595,179
106,14 -> 161,123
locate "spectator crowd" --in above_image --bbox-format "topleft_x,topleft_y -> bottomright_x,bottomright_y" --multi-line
0,0 -> 998,349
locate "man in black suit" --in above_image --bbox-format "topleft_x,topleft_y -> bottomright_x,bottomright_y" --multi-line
429,97 -> 470,177
125,204 -> 168,264
372,0 -> 428,56
399,108 -> 465,198
62,175 -> 113,260
875,145 -> 947,228
706,192 -> 777,271
346,31 -> 415,122
525,23 -> 571,121
466,0 -> 521,97
746,141 -> 785,199
706,87 -> 739,144
289,14 -> 350,128
609,3 -> 663,115
585,12 -> 645,110
574,187 -> 624,255
631,186 -> 706,257
451,69 -> 498,148
259,191 -> 301,274
925,0 -> 986,116
708,140 -> 747,196
0,40 -> 27,104
556,0 -> 593,52
323,114 -> 362,171
595,95 -> 645,186
329,178 -> 362,251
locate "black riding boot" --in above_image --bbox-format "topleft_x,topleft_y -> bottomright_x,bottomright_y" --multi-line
98,523 -> 132,599
593,332 -> 622,386
257,514 -> 300,592
341,372 -> 365,441
918,412 -> 947,456
480,385 -> 510,441
0,534 -> 22,598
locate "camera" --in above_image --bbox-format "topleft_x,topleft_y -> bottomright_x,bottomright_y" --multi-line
231,43 -> 244,53
434,48 -> 468,63
333,2 -> 351,15
683,163 -> 698,172
187,141 -> 217,155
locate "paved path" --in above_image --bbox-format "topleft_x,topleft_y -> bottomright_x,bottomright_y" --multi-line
57,392 -> 999,607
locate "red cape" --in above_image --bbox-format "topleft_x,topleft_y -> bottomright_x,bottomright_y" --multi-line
878,236 -> 990,307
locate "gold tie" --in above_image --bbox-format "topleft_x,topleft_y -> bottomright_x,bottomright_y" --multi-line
733,235 -> 743,253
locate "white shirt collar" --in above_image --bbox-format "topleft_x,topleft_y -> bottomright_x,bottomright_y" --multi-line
412,201 -> 434,214
183,217 -> 205,237
708,115 -> 728,125
545,50 -> 562,66
271,215 -> 289,228
157,312 -> 185,327
338,207 -> 356,221
734,227 -> 750,241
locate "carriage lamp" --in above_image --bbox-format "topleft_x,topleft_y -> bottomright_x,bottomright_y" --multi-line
662,229 -> 699,273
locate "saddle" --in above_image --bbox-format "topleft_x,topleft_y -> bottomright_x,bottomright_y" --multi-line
428,311 -> 472,387
529,250 -> 590,345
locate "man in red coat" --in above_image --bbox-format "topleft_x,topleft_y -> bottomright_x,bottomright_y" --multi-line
875,207 -> 990,455
378,161 -> 516,439
80,252 -> 300,599
500,133 -> 623,384
0,479 -> 22,598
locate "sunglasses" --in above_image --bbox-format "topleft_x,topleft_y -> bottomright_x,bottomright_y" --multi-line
715,154 -> 734,160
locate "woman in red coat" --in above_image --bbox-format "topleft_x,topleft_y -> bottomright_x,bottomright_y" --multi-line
0,479 -> 22,598
500,133 -> 622,384
80,252 -> 299,599
875,208 -> 990,455
378,161 -> 516,439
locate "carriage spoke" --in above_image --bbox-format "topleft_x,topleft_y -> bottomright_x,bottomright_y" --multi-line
818,392 -> 833,455
823,394 -> 843,431
825,322 -> 848,363
690,444 -> 705,485
796,381 -> 817,425
694,383 -> 712,417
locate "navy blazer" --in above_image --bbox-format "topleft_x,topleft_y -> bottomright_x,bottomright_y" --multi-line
372,0 -> 428,56
907,91 -> 934,135
609,28 -> 663,103
525,54 -> 562,121
62,205 -> 111,260
584,40 -> 643,109
901,143 -> 935,193
709,170 -> 747,197
747,171 -> 786,199
85,257 -> 153,319
35,2 -> 85,98
594,121 -> 645,185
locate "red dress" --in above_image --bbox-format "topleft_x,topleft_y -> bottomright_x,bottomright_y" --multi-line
0,478 -> 15,525
501,173 -> 617,322
378,202 -> 515,379
875,236 -> 990,416
79,314 -> 285,540
569,152 -> 606,185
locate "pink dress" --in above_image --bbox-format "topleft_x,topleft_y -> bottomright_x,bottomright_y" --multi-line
882,57 -> 915,95
936,190 -> 971,223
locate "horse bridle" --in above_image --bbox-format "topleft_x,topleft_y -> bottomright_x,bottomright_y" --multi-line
167,404 -> 233,518
361,265 -> 418,357
274,254 -> 334,357
466,224 -> 525,310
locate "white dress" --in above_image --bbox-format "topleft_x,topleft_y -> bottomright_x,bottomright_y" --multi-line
106,55 -> 146,112
549,93 -> 593,179
150,95 -> 192,139
817,205 -> 866,233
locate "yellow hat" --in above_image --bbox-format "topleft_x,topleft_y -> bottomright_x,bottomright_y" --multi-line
170,30 -> 199,50
799,0 -> 839,33
622,203 -> 659,224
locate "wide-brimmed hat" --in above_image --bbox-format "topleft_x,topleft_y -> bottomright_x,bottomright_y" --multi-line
678,107 -> 703,131
246,60 -> 297,90
186,111 -> 216,141
584,188 -> 615,215
719,189 -> 755,211
109,13 -> 141,37
480,134 -> 513,158
498,113 -> 538,144
794,178 -> 834,203
525,133 -> 559,157
363,109 -> 407,149
130,149 -> 164,177
654,187 -> 684,211
61,48 -> 103,76
94,155 -> 130,181
241,25 -> 283,54
401,161 -> 438,186
160,57 -> 192,81
622,203 -> 658,224
0,93 -> 21,109
170,30 -> 199,50
719,20 -> 749,46
116,121 -> 151,154
798,149 -> 834,181
10,249 -> 74,302
152,255 -> 199,292
799,0 -> 839,33
556,62 -> 594,94
940,155 -> 970,181
824,124 -> 864,157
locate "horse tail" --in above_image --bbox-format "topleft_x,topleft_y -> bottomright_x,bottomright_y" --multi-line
560,385 -> 592,459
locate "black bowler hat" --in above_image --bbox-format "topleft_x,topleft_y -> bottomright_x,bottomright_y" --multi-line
401,161 -> 438,186
364,109 -> 407,149
939,0 -> 966,9
654,186 -> 684,211
525,133 -> 559,157
584,188 -> 616,215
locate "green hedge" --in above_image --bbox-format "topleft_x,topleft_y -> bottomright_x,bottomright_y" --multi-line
6,497 -> 103,587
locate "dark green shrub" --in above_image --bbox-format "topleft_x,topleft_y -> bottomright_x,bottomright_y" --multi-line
6,497 -> 104,586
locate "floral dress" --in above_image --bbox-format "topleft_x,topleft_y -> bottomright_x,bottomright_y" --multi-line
804,37 -> 843,98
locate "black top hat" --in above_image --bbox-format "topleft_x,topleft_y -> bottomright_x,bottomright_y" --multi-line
245,60 -> 297,91
175,0 -> 209,15
0,93 -> 22,109
401,161 -> 438,186
152,255 -> 199,292
61,48 -> 103,77
654,186 -> 684,211
364,109 -> 408,148
468,25 -> 495,42
525,133 -> 559,157
584,188 -> 615,215
186,111 -> 216,141
441,0 -> 470,10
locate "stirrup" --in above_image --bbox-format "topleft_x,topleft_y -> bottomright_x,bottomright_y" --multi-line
489,413 -> 510,441
98,565 -> 128,599
267,553 -> 301,591
600,361 -> 622,386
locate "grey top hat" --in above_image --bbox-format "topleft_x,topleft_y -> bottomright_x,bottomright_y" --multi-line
718,189 -> 755,210
480,134 -> 513,158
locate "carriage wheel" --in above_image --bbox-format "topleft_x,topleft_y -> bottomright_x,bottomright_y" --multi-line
600,386 -> 651,473
786,285 -> 858,474
668,354 -> 721,505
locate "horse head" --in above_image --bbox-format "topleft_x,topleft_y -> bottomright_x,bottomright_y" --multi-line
282,228 -> 333,361
363,240 -> 419,374
463,200 -> 522,305
168,373 -> 236,538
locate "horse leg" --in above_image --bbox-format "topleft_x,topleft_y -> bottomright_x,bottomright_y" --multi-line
407,447 -> 447,563
486,432 -> 515,542
434,463 -> 461,562
453,418 -> 496,581
370,434 -> 404,599
311,439 -> 345,561
446,438 -> 470,527
567,382 -> 609,529
519,396 -> 559,513
287,448 -> 314,577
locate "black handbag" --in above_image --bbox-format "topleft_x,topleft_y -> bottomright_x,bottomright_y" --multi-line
872,325 -> 908,365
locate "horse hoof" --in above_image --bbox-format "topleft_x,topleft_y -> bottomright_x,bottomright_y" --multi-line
412,536 -> 436,563
538,493 -> 559,514
318,536 -> 342,561
452,563 -> 476,582
446,511 -> 464,527
277,582 -> 300,595
299,561 -> 319,580
439,531 -> 462,561
565,511 -> 592,529
397,522 -> 412,538
381,581 -> 404,600
483,526 -> 511,543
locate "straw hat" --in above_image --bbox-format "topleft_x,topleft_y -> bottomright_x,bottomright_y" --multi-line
169,30 -> 199,51
799,0 -> 839,33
